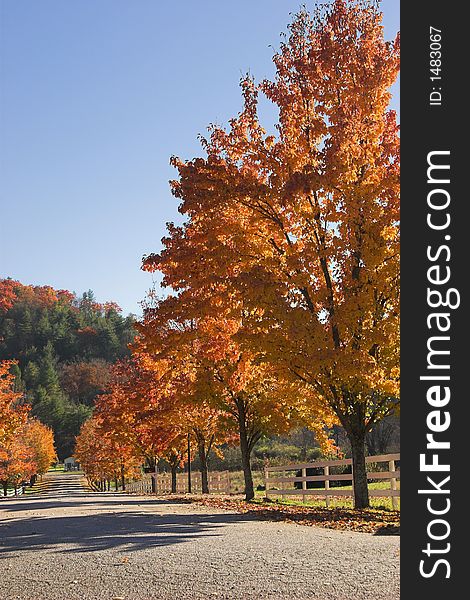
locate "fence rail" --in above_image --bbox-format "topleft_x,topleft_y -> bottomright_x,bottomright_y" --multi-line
126,470 -> 231,495
265,453 -> 400,509
2,486 -> 25,498
126,477 -> 153,495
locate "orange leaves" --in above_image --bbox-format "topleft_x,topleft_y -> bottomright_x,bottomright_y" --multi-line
0,435 -> 36,488
76,326 -> 97,337
0,278 -> 122,319
80,3 -> 399,505
75,410 -> 143,482
138,2 -> 399,479
0,278 -> 72,312
1,361 -> 56,487
60,359 -> 112,402
78,356 -> 192,474
22,419 -> 57,475
0,361 -> 29,446
0,280 -> 17,312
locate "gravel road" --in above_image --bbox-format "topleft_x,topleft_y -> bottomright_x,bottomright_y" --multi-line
0,472 -> 399,600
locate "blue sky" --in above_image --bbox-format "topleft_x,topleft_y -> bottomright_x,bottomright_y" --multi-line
0,0 -> 399,316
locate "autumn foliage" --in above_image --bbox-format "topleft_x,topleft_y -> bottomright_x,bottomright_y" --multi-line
0,278 -> 135,459
76,0 -> 399,508
0,279 -> 74,313
74,415 -> 142,491
0,361 -> 57,495
75,354 -> 232,494
0,361 -> 28,445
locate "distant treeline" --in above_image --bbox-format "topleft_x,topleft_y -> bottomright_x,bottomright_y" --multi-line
0,278 -> 135,458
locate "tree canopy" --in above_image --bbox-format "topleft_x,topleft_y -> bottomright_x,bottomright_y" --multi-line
142,0 -> 400,507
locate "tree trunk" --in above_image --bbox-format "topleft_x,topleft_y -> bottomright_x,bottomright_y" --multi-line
237,400 -> 255,501
114,476 -> 119,491
197,441 -> 210,494
338,392 -> 370,509
121,464 -> 126,491
171,464 -> 177,493
146,457 -> 157,492
2,482 -> 7,497
350,433 -> 369,509
187,434 -> 192,493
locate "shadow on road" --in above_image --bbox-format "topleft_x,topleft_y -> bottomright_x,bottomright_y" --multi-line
0,501 -> 255,555
0,470 -> 258,555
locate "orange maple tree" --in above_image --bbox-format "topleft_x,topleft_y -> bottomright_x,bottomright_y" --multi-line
144,0 -> 399,507
1,361 -> 57,494
0,361 -> 29,446
23,419 -> 57,476
136,297 -> 333,500
132,316 -> 236,494
0,435 -> 36,496
95,360 -> 181,471
76,358 -> 190,492
74,415 -> 141,491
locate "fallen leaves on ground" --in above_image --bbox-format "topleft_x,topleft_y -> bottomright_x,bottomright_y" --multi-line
161,494 -> 400,535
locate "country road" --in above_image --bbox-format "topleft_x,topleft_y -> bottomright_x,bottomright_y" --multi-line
0,472 -> 399,600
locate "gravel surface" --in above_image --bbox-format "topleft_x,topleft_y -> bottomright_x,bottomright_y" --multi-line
0,472 -> 399,599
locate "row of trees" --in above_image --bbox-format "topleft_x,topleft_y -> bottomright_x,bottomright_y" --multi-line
76,0 -> 400,508
75,357 -> 238,495
0,361 -> 57,495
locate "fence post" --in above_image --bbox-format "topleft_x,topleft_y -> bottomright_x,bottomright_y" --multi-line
264,466 -> 270,500
324,466 -> 330,508
389,460 -> 398,510
350,460 -> 354,508
302,468 -> 307,504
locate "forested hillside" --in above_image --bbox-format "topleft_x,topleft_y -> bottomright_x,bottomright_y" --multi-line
0,278 -> 135,458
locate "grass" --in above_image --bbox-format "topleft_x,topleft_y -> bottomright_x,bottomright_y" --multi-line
48,464 -> 84,475
259,480 -> 400,511
48,464 -> 65,472
228,470 -> 265,494
222,471 -> 400,512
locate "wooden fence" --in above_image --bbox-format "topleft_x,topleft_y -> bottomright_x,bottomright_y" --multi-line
126,476 -> 153,494
2,486 -> 25,498
265,453 -> 400,509
126,470 -> 231,495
